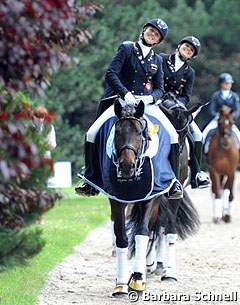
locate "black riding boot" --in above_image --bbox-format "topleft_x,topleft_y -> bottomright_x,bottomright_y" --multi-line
190,141 -> 210,189
75,141 -> 99,196
168,143 -> 183,199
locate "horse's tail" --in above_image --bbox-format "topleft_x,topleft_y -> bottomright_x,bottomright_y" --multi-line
126,190 -> 200,258
176,189 -> 200,240
126,196 -> 172,259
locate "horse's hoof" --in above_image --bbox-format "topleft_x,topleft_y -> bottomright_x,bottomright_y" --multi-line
146,261 -> 157,276
222,214 -> 231,223
161,268 -> 177,282
112,284 -> 128,298
161,276 -> 178,282
155,262 -> 164,276
213,217 -> 221,224
128,274 -> 146,292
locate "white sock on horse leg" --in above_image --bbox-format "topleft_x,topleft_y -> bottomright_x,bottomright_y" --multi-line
133,235 -> 149,276
228,200 -> 234,216
146,231 -> 156,266
213,197 -> 222,218
156,228 -> 166,265
116,247 -> 129,284
110,220 -> 116,246
165,234 -> 177,269
222,189 -> 230,215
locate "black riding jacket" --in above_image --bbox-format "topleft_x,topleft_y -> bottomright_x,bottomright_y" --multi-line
160,53 -> 195,105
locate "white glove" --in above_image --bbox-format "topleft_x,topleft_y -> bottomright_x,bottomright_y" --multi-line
135,95 -> 154,105
124,92 -> 137,106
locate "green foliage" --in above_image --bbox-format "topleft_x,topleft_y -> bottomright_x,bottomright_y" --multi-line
0,228 -> 45,271
46,0 -> 240,170
0,191 -> 109,305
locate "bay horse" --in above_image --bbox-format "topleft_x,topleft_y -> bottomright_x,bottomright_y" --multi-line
115,95 -> 201,290
131,93 -> 203,281
207,106 -> 239,223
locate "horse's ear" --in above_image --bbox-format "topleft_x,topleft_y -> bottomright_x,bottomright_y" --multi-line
135,100 -> 145,118
114,98 -> 123,118
184,103 -> 202,117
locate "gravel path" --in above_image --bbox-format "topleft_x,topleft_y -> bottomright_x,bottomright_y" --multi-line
38,177 -> 240,305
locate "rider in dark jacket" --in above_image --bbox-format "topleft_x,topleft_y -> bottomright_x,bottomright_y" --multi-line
160,36 -> 210,189
76,19 -> 183,199
202,73 -> 240,150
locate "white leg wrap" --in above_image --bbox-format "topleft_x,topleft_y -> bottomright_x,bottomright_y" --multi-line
133,235 -> 149,276
213,198 -> 222,218
222,189 -> 230,215
228,200 -> 234,216
116,247 -> 129,284
146,231 -> 156,266
165,234 -> 177,269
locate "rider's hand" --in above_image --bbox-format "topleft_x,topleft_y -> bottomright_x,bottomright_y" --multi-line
124,92 -> 137,106
135,95 -> 154,105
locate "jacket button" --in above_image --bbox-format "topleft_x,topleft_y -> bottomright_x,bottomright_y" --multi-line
133,80 -> 136,83
135,70 -> 138,73
131,91 -> 135,93
141,93 -> 143,95
143,83 -> 145,85
166,77 -> 169,80
174,81 -> 176,83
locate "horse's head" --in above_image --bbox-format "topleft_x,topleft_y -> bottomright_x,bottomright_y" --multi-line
160,93 -> 202,142
218,106 -> 235,148
113,99 -> 146,178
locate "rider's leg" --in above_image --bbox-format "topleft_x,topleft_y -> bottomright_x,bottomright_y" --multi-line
189,121 -> 210,189
145,105 -> 183,199
75,105 -> 115,196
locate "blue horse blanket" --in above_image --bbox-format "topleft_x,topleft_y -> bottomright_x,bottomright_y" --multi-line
80,114 -> 176,203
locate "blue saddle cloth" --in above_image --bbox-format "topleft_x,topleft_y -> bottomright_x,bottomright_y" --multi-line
80,114 -> 176,203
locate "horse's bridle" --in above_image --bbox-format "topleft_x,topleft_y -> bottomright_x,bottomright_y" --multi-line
113,116 -> 149,178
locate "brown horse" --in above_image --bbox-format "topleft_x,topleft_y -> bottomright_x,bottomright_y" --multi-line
207,106 -> 239,223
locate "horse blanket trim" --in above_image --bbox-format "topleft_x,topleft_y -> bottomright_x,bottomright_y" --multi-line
81,114 -> 176,204
79,173 -> 177,204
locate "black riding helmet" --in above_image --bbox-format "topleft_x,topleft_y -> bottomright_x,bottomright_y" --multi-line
179,36 -> 201,58
141,18 -> 168,46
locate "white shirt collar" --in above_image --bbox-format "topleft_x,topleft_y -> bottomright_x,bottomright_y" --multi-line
138,40 -> 151,58
221,89 -> 231,99
174,54 -> 185,71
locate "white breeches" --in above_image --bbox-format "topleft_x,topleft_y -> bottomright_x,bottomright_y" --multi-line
202,118 -> 240,147
190,121 -> 203,142
86,104 -> 179,144
86,105 -> 115,143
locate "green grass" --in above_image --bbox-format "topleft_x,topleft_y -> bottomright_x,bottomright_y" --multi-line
0,188 -> 110,305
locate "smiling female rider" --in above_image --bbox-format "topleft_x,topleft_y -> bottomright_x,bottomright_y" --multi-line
75,18 -> 183,199
160,36 -> 210,189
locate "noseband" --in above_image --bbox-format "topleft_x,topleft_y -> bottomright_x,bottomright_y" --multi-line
113,116 -> 149,178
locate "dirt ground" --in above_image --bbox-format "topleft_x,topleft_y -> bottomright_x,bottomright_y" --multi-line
38,175 -> 240,305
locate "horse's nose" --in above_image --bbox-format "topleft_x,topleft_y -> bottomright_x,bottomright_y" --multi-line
119,160 -> 135,178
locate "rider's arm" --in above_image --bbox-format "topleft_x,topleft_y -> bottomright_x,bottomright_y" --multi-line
177,68 -> 195,105
105,43 -> 130,99
232,93 -> 240,119
210,92 -> 218,117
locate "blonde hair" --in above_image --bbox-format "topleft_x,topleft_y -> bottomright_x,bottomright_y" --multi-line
33,106 -> 48,119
